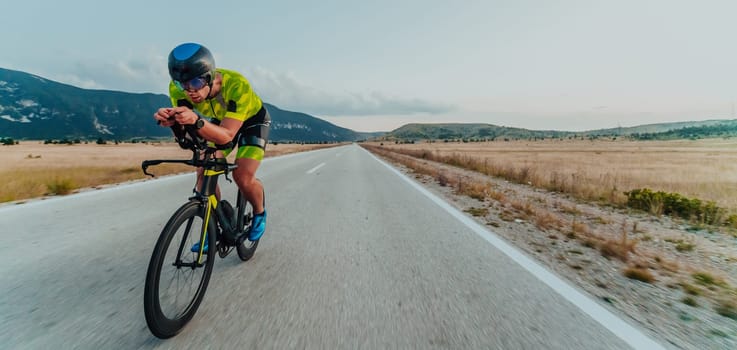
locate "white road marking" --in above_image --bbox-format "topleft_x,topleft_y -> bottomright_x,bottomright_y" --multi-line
363,147 -> 666,350
306,162 -> 326,174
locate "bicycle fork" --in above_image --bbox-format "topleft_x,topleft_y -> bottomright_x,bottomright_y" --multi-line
195,195 -> 218,264
195,166 -> 225,265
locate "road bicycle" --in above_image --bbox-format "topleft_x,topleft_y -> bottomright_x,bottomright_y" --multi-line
141,125 -> 262,339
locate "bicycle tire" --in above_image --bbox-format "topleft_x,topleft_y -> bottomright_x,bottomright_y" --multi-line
144,200 -> 216,338
236,186 -> 263,261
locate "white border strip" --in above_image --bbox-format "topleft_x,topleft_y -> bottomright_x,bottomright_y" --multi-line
362,147 -> 666,350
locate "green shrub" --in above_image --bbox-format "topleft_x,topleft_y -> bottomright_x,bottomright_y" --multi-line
682,297 -> 698,307
692,272 -> 729,289
726,214 -> 737,228
716,299 -> 737,320
681,282 -> 702,296
625,188 -> 725,225
465,207 -> 489,217
675,241 -> 696,252
46,178 -> 76,195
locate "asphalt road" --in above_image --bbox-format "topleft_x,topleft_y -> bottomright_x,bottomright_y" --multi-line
0,144 -> 665,349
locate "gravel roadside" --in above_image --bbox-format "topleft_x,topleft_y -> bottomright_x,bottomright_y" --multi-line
373,149 -> 737,350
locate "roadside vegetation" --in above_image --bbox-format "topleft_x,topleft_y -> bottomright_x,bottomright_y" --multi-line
364,139 -> 737,232
0,141 -> 342,203
362,139 -> 737,346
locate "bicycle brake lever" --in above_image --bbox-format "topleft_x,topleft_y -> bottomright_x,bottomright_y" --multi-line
141,160 -> 158,177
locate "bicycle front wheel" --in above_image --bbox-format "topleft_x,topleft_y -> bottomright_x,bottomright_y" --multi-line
144,200 -> 216,339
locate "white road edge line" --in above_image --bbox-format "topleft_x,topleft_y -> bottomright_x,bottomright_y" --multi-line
306,162 -> 326,174
362,146 -> 666,350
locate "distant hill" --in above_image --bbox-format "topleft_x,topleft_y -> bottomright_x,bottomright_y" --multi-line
265,103 -> 382,142
625,120 -> 737,140
388,123 -> 573,140
0,67 -> 373,142
585,119 -> 737,137
383,119 -> 737,141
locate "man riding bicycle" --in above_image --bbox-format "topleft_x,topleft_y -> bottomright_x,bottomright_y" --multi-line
153,43 -> 270,251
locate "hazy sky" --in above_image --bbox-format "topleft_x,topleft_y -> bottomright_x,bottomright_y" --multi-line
3,0 -> 737,132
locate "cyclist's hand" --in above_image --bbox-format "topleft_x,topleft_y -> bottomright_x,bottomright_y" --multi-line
154,108 -> 177,127
171,107 -> 199,126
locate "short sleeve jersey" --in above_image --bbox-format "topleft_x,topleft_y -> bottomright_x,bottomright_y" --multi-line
168,68 -> 263,122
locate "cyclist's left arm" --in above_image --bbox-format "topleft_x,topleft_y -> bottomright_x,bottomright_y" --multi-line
169,107 -> 242,145
198,75 -> 261,144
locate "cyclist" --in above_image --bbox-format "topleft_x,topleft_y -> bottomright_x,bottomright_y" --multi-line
153,43 -> 269,251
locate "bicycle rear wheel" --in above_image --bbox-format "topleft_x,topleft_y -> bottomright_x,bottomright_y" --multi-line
236,187 -> 261,261
144,200 -> 216,338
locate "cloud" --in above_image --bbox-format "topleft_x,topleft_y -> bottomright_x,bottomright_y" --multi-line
41,50 -> 170,94
53,73 -> 106,90
247,67 -> 455,117
30,58 -> 456,118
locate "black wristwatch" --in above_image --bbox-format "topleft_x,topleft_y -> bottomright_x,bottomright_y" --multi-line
194,116 -> 205,130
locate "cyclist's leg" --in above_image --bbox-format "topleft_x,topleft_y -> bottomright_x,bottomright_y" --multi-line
195,167 -> 206,194
233,106 -> 270,240
233,106 -> 270,214
234,157 -> 264,214
234,155 -> 266,241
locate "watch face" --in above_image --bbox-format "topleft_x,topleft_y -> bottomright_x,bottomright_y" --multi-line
196,118 -> 205,129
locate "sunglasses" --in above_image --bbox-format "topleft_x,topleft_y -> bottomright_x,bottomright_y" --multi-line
173,74 -> 210,92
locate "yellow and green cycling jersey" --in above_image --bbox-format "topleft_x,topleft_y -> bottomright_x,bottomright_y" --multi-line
169,68 -> 262,123
169,68 -> 270,160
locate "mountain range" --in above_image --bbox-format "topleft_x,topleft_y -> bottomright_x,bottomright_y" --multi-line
384,119 -> 737,141
0,67 -> 380,142
2,67 -> 735,142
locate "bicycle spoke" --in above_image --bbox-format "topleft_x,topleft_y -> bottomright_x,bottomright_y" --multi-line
174,268 -> 181,315
176,216 -> 196,258
144,159 -> 227,338
155,212 -> 211,321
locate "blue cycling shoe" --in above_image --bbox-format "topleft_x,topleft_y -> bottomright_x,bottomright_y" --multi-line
248,211 -> 267,241
191,236 -> 208,253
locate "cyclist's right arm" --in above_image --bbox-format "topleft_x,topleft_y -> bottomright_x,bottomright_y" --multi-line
154,83 -> 189,128
154,90 -> 194,127
153,107 -> 178,127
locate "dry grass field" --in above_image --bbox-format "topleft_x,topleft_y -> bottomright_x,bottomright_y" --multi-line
0,141 -> 340,203
368,138 -> 737,212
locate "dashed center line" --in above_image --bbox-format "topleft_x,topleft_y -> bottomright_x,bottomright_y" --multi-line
306,162 -> 326,174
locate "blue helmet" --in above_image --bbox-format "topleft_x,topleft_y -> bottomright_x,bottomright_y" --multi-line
167,43 -> 216,84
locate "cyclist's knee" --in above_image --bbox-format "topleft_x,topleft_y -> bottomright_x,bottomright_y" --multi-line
233,158 -> 260,189
234,170 -> 256,188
